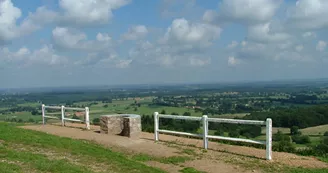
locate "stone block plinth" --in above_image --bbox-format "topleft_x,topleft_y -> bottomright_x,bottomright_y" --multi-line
100,114 -> 141,139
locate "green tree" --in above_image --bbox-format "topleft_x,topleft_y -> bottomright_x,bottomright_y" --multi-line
183,112 -> 191,116
290,126 -> 301,135
160,110 -> 166,114
324,131 -> 328,136
93,118 -> 100,125
292,135 -> 311,144
28,118 -> 35,123
31,110 -> 38,115
229,130 -> 240,138
273,130 -> 291,142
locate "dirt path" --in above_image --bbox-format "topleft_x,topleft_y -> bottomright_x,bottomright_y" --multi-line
21,124 -> 328,173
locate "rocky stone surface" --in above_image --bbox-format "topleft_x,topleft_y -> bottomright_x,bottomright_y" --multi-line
100,114 -> 141,139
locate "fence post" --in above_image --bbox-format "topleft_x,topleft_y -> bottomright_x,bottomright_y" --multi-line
42,104 -> 45,125
61,106 -> 65,126
266,118 -> 272,160
85,107 -> 90,130
202,115 -> 208,149
154,112 -> 159,141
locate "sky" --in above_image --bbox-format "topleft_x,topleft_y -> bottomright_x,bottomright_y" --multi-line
0,0 -> 328,88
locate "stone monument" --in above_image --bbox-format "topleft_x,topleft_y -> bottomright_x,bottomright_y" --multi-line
99,114 -> 141,139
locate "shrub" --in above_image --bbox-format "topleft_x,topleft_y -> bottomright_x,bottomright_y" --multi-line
273,140 -> 296,153
324,131 -> 328,137
214,129 -> 224,136
229,130 -> 240,138
290,126 -> 301,135
292,135 -> 311,144
72,115 -> 80,120
273,130 -> 291,142
92,118 -> 100,125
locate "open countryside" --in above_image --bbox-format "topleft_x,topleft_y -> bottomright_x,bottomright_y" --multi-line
1,80 -> 328,172
2,0 -> 328,172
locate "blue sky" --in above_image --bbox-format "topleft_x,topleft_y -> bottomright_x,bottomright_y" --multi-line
0,0 -> 328,88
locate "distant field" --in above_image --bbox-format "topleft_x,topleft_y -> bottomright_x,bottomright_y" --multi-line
0,111 -> 42,122
211,113 -> 249,118
300,125 -> 328,136
72,100 -> 202,119
261,127 -> 290,134
17,102 -> 41,107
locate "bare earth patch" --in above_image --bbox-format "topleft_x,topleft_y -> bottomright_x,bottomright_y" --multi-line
21,124 -> 328,173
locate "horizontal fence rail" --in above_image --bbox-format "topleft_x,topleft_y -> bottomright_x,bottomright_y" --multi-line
42,104 -> 90,130
154,112 -> 272,160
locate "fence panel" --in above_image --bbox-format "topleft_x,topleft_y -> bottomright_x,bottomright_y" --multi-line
154,112 -> 272,160
42,104 -> 90,130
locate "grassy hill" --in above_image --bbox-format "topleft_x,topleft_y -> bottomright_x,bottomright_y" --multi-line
0,122 -> 164,173
300,125 -> 328,136
0,122 -> 327,173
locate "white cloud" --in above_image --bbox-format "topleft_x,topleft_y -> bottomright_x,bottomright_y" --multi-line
96,33 -> 111,42
247,22 -> 290,43
295,45 -> 304,52
0,0 -> 22,41
128,40 -> 214,67
115,59 -> 132,68
158,55 -> 176,66
127,18 -> 221,67
189,57 -> 211,66
20,6 -> 58,34
287,0 -> 328,30
316,41 -> 327,52
59,0 -> 130,26
52,27 -> 87,49
227,41 -> 238,49
29,45 -> 68,66
204,0 -> 282,25
0,45 -> 67,67
231,40 -> 315,63
163,18 -> 221,47
302,32 -> 316,39
0,0 -> 131,43
52,27 -> 112,51
122,25 -> 148,40
228,56 -> 240,66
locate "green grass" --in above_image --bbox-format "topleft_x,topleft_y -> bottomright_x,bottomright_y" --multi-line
132,153 -> 191,165
0,162 -> 23,173
0,122 -> 165,173
287,168 -> 328,173
0,146 -> 92,173
318,157 -> 328,163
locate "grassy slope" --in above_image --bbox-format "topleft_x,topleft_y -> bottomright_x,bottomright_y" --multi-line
300,125 -> 328,136
0,122 -> 165,173
0,123 -> 327,173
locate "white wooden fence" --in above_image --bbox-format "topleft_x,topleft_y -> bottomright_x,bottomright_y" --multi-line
41,104 -> 90,130
154,112 -> 272,160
